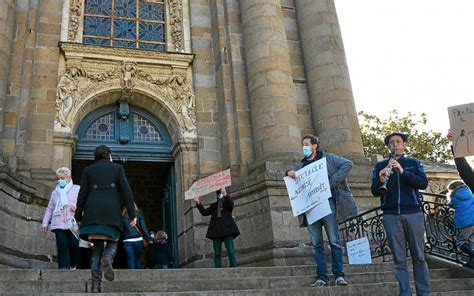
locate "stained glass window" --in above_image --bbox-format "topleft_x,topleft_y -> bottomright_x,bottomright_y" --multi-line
133,113 -> 163,142
84,112 -> 115,141
83,0 -> 166,51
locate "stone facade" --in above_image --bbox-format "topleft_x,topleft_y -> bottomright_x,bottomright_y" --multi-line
0,0 -> 459,269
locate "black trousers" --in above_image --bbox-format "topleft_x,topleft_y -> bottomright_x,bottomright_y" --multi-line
52,229 -> 79,269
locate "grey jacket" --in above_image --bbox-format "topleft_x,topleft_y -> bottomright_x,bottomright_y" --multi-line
293,151 -> 358,226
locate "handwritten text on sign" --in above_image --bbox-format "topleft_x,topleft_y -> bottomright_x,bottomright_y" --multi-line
347,236 -> 372,265
284,158 -> 332,217
184,169 -> 231,200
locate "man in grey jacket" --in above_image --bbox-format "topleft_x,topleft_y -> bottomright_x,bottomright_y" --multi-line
287,134 -> 358,287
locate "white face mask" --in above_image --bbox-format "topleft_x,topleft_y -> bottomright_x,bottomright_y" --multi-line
302,146 -> 312,158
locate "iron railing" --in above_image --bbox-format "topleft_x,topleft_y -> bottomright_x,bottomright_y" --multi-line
338,192 -> 468,265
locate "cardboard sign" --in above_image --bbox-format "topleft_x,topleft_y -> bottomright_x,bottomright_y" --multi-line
184,169 -> 232,200
284,158 -> 332,219
305,197 -> 332,225
448,102 -> 474,157
347,236 -> 372,265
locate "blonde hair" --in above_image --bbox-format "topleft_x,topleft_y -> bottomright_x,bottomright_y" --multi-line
56,167 -> 71,177
156,230 -> 168,240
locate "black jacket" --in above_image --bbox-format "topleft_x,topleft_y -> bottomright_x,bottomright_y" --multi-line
122,212 -> 152,242
454,157 -> 474,192
147,241 -> 173,268
75,160 -> 136,233
196,195 -> 240,240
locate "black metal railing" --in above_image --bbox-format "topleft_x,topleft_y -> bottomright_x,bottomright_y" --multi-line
339,192 -> 468,265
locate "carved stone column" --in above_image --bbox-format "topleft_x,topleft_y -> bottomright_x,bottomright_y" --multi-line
240,0 -> 301,162
0,0 -> 15,133
295,0 -> 364,157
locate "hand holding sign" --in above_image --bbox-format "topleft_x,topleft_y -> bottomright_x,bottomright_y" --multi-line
185,169 -> 232,200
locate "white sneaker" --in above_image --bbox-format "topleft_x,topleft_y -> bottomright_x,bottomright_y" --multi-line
310,279 -> 328,287
335,277 -> 348,286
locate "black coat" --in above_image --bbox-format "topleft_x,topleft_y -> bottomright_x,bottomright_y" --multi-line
75,159 -> 136,232
196,195 -> 240,240
146,242 -> 173,268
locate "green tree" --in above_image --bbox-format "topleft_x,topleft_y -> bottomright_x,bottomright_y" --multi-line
358,110 -> 451,163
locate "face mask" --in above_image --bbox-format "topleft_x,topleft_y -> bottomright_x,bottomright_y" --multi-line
58,179 -> 68,188
302,146 -> 312,158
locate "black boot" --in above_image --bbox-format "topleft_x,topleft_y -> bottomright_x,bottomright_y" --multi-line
90,241 -> 104,293
460,243 -> 474,269
101,241 -> 118,281
90,257 -> 101,293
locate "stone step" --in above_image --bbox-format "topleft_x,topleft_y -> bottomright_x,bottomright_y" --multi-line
0,269 -> 456,294
0,263 -> 400,281
7,278 -> 474,296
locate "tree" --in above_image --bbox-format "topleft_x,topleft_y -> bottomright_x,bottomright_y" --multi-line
358,110 -> 451,163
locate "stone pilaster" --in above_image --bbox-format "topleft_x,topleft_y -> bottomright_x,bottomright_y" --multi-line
0,0 -> 15,134
295,0 -> 364,157
240,0 -> 301,162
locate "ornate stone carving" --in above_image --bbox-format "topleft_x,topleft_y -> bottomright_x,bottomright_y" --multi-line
55,66 -> 86,128
68,0 -> 82,42
55,45 -> 195,136
168,0 -> 184,51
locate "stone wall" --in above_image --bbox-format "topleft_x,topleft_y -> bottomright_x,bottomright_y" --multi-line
0,159 -> 56,268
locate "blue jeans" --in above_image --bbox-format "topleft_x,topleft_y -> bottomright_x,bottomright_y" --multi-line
123,240 -> 144,269
306,198 -> 344,281
383,213 -> 430,296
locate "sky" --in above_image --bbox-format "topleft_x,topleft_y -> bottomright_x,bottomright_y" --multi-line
335,0 -> 474,134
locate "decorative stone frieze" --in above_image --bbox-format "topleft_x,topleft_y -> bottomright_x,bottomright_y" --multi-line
67,0 -> 82,42
56,43 -> 195,137
168,0 -> 184,51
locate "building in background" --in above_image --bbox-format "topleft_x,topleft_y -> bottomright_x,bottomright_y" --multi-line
1,0 -> 453,269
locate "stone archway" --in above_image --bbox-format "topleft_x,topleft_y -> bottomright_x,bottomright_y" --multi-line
52,43 -> 198,266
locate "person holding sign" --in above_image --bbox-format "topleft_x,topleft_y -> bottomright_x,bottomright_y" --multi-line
287,134 -> 357,287
371,132 -> 430,296
194,187 -> 240,268
448,129 -> 474,192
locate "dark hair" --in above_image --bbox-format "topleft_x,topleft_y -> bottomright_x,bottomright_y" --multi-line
94,145 -> 112,161
302,134 -> 320,145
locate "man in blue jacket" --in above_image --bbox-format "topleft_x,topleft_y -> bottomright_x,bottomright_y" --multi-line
371,132 -> 430,296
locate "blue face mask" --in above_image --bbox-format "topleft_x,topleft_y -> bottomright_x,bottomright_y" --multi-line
58,179 -> 68,188
302,146 -> 312,158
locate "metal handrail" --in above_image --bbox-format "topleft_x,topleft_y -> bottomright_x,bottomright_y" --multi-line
338,192 -> 468,264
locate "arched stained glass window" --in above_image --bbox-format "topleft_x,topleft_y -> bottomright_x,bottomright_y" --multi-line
133,113 -> 163,142
83,112 -> 115,140
83,0 -> 166,51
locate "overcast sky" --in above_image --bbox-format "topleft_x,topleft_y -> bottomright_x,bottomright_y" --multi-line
335,0 -> 474,134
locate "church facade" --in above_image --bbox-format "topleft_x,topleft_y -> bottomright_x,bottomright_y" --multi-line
0,0 -> 368,268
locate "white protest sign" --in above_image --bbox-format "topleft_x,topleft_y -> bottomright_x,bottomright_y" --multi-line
284,158 -> 332,217
184,169 -> 231,200
448,102 -> 474,157
347,236 -> 372,265
305,197 -> 332,225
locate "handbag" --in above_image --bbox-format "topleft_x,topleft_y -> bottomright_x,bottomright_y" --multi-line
134,225 -> 149,248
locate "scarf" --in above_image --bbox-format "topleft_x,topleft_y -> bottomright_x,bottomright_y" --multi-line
53,181 -> 73,216
217,199 -> 224,218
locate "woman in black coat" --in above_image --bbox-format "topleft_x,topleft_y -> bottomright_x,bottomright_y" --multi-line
194,187 -> 240,267
75,145 -> 137,293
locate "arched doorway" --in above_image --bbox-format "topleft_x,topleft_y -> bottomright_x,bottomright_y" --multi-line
72,100 -> 178,268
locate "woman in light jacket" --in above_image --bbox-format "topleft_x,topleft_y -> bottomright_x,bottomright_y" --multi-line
40,167 -> 80,269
